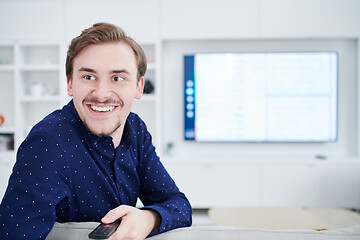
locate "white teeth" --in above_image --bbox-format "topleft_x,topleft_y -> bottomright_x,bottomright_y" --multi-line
90,105 -> 115,112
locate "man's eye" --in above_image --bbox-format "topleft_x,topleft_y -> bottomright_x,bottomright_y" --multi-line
113,76 -> 124,82
84,75 -> 95,80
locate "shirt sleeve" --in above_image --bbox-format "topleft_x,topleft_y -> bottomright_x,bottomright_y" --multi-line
0,132 -> 70,240
136,122 -> 192,235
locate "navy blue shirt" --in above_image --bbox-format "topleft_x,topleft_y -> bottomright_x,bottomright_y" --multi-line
0,100 -> 192,239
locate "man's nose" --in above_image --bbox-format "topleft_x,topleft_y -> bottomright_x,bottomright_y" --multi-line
93,79 -> 112,100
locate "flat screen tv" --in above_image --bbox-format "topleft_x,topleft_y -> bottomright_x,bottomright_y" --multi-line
184,52 -> 338,142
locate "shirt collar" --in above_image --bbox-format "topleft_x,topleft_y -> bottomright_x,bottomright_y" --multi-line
120,115 -> 136,151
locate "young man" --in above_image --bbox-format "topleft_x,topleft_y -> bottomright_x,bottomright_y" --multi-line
0,23 -> 192,239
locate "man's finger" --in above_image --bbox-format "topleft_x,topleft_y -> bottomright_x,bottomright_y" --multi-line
102,205 -> 131,223
110,216 -> 132,240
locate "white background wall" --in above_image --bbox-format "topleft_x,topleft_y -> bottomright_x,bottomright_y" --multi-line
0,0 -> 360,208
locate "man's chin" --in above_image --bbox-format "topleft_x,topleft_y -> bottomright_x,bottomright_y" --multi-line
83,122 -> 122,138
91,130 -> 111,137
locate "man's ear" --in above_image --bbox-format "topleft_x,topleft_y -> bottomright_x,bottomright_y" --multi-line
135,76 -> 144,99
67,76 -> 73,96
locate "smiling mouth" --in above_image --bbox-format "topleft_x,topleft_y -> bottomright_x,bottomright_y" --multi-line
90,105 -> 116,112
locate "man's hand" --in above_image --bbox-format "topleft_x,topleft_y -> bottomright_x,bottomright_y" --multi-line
102,205 -> 161,240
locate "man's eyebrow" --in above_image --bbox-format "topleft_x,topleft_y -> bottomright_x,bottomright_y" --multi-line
78,67 -> 96,73
78,68 -> 130,75
111,69 -> 130,75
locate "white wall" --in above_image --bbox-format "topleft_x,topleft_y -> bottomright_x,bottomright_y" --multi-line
0,0 -> 360,208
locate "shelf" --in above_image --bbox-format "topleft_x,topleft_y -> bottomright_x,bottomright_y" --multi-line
19,65 -> 61,71
0,127 -> 15,134
0,65 -> 15,71
0,45 -> 15,66
19,95 -> 61,102
19,45 -> 60,66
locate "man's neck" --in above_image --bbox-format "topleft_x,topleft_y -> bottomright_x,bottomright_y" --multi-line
110,123 -> 125,148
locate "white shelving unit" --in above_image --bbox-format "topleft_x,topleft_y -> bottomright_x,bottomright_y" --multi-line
0,42 -> 65,199
132,41 -> 162,151
14,43 -> 64,149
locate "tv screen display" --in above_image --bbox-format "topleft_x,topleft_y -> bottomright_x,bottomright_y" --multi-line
184,52 -> 338,142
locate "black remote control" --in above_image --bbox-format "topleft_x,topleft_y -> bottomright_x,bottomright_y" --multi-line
88,220 -> 121,239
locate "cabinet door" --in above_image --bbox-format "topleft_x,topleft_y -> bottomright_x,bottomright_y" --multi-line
161,0 -> 259,39
262,164 -> 360,207
259,0 -> 360,37
64,0 -> 161,42
165,162 -> 261,208
0,1 -> 63,40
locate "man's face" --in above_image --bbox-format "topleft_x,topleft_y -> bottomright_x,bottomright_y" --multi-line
67,42 -> 144,140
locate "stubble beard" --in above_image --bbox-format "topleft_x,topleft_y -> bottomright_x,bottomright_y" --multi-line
83,117 -> 122,138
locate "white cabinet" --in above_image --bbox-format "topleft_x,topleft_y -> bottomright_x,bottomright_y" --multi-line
259,0 -> 360,38
63,0 -> 161,43
0,43 -> 65,199
0,1 -> 64,41
165,160 -> 360,209
160,0 -> 360,39
165,161 -> 262,208
262,163 -> 360,207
